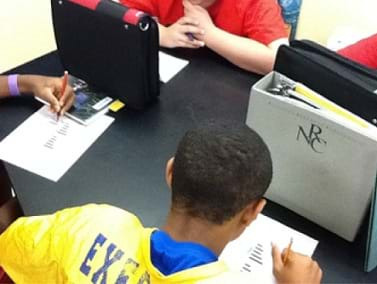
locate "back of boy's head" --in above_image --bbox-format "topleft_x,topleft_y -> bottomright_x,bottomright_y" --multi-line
171,123 -> 273,224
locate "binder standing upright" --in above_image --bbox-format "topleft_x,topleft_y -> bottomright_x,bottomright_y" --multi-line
274,41 -> 377,272
51,0 -> 160,109
248,40 -> 377,272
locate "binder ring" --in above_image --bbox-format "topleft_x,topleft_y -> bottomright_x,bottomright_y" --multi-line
139,21 -> 149,31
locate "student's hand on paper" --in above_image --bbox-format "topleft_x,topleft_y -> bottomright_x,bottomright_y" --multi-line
183,0 -> 215,42
272,244 -> 322,284
159,17 -> 205,48
18,75 -> 75,115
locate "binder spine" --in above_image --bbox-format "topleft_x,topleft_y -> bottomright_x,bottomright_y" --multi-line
68,0 -> 100,10
67,0 -> 149,26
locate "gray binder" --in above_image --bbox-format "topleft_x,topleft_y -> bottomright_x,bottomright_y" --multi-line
246,71 -> 377,243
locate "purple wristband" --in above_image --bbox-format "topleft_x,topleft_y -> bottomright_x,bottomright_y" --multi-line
8,74 -> 20,96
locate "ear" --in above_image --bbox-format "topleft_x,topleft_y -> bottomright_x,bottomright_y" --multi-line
165,157 -> 174,189
241,199 -> 266,227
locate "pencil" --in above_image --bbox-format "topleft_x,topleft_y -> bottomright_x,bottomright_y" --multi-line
186,32 -> 195,41
57,70 -> 68,121
283,237 -> 293,264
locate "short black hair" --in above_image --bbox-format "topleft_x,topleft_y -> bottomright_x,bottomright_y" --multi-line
171,123 -> 273,224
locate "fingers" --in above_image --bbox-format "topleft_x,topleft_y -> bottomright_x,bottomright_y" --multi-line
311,260 -> 323,282
38,79 -> 75,115
166,19 -> 205,48
317,264 -> 323,281
60,88 -> 75,115
177,16 -> 199,26
271,243 -> 283,271
182,0 -> 194,10
179,24 -> 205,48
40,88 -> 61,113
58,85 -> 75,115
272,242 -> 323,284
178,38 -> 204,48
184,25 -> 205,36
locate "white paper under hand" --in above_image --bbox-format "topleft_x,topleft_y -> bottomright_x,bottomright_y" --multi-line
220,214 -> 318,283
0,106 -> 114,182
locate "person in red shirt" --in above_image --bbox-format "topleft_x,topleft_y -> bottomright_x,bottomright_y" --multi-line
120,0 -> 289,74
338,33 -> 377,70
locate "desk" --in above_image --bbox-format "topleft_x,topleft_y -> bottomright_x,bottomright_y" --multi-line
1,50 -> 377,282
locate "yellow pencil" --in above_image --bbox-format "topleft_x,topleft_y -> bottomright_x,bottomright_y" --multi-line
283,237 -> 293,264
57,70 -> 68,121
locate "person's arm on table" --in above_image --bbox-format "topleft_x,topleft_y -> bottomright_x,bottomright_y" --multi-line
0,75 -> 75,115
204,27 -> 287,74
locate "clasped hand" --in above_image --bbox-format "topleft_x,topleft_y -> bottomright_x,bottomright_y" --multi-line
161,0 -> 215,49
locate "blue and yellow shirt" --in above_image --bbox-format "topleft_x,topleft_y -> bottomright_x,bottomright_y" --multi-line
0,204 -> 256,283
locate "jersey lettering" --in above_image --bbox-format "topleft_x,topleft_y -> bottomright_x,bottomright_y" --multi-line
92,243 -> 125,284
80,233 -> 107,276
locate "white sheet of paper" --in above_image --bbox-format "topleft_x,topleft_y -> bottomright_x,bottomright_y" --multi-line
220,214 -> 318,283
0,106 -> 114,182
159,51 -> 189,83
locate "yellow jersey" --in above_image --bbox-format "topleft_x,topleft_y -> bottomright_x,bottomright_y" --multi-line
0,204 -> 253,284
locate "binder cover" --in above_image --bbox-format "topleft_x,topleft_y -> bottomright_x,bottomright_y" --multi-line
246,72 -> 377,242
51,0 -> 159,109
274,41 -> 377,272
365,175 -> 377,272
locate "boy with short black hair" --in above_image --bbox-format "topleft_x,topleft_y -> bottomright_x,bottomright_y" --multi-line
0,123 -> 321,283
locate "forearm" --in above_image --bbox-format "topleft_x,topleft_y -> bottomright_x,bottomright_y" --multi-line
205,28 -> 282,75
158,23 -> 169,47
0,76 -> 10,97
0,75 -> 41,98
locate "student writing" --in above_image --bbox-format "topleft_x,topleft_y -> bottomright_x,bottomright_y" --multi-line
0,123 -> 321,283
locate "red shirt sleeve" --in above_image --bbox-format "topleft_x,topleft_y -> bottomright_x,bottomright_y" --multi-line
338,33 -> 377,69
119,0 -> 157,15
243,0 -> 288,45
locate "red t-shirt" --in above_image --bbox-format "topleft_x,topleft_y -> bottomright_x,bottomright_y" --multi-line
338,33 -> 377,69
120,0 -> 288,45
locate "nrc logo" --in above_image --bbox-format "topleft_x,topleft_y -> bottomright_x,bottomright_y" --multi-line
296,123 -> 327,153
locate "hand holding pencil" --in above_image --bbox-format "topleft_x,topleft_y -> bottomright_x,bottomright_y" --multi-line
282,237 -> 293,264
19,72 -> 75,115
271,241 -> 322,284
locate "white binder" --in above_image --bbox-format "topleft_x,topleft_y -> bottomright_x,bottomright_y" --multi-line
246,71 -> 377,242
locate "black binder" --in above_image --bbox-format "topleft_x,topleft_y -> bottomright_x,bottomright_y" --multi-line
274,40 -> 377,272
51,0 -> 159,109
274,40 -> 377,124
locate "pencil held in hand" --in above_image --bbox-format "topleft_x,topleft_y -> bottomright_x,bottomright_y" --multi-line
283,237 -> 293,264
186,32 -> 195,41
57,71 -> 68,121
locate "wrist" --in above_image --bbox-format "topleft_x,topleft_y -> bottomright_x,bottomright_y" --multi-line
17,75 -> 36,95
7,74 -> 20,96
204,26 -> 220,47
158,24 -> 169,47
